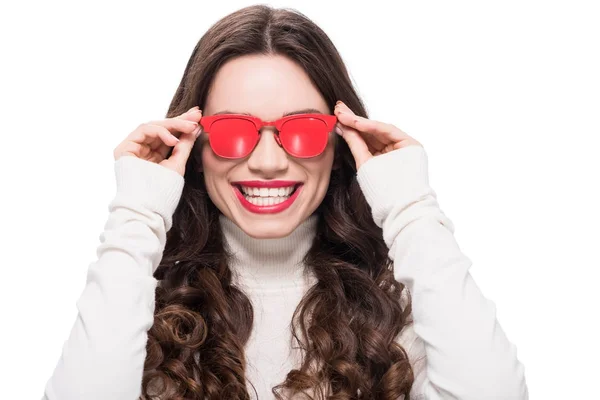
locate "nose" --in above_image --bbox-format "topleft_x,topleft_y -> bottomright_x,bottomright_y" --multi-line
246,127 -> 289,176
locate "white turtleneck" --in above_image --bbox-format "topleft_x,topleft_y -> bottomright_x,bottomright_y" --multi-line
219,213 -> 319,398
41,145 -> 529,400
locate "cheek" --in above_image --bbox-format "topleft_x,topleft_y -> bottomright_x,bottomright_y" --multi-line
201,144 -> 226,176
321,139 -> 336,171
306,148 -> 335,188
200,146 -> 231,196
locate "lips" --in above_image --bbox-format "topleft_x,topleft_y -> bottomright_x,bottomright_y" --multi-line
232,183 -> 304,214
231,179 -> 303,199
231,180 -> 302,188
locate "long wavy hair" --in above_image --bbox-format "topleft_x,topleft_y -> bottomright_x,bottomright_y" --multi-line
140,5 -> 415,400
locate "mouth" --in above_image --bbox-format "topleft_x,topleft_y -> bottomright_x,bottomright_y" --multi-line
233,183 -> 301,205
231,183 -> 304,213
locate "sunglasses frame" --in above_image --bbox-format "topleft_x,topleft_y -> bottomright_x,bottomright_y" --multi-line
199,113 -> 338,159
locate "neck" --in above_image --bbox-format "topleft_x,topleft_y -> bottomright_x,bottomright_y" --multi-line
219,213 -> 319,289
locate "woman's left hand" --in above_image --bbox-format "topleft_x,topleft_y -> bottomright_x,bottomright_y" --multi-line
334,100 -> 422,171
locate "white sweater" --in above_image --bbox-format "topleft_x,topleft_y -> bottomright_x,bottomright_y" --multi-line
42,145 -> 529,400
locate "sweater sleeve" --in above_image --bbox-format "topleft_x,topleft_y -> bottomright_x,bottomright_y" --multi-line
356,145 -> 529,400
42,156 -> 185,400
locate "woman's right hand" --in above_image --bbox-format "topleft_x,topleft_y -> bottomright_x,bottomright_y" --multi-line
113,106 -> 203,176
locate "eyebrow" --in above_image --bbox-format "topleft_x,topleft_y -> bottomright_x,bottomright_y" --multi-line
212,108 -> 324,117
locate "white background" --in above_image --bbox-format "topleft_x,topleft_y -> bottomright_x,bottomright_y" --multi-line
1,1 -> 598,398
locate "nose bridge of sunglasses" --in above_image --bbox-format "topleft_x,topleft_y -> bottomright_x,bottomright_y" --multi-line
256,125 -> 283,148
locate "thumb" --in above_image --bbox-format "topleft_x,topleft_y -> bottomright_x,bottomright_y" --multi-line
336,122 -> 372,170
162,115 -> 203,176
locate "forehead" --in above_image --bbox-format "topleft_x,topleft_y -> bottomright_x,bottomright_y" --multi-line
204,54 -> 329,120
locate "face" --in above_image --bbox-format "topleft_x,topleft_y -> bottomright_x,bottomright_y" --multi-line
199,54 -> 337,239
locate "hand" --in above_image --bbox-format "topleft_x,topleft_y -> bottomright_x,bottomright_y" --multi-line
113,107 -> 203,176
333,101 -> 422,171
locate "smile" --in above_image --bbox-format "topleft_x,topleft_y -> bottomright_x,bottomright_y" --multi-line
231,181 -> 303,214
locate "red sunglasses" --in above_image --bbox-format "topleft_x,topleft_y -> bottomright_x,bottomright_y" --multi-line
199,113 -> 338,159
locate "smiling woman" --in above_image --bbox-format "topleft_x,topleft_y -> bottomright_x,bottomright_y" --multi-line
199,57 -> 338,236
198,106 -> 337,217
41,4 -> 529,400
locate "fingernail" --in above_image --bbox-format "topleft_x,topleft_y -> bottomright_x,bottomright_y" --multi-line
335,125 -> 343,136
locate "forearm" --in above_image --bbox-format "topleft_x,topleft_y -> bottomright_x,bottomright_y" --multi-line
392,212 -> 528,400
357,145 -> 529,399
42,156 -> 184,400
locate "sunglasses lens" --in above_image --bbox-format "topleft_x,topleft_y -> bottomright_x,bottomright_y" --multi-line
280,117 -> 329,157
209,118 -> 257,158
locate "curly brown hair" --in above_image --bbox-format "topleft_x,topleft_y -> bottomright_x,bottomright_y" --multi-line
139,5 -> 416,399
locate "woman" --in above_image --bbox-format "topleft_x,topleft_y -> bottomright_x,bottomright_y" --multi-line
42,5 -> 528,400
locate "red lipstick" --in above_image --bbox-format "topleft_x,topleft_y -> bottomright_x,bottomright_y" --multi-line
232,183 -> 303,214
232,180 -> 301,188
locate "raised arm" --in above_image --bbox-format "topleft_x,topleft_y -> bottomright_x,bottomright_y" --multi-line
356,145 -> 529,400
42,156 -> 184,400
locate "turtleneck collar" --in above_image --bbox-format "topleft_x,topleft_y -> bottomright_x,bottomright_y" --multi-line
219,213 -> 319,290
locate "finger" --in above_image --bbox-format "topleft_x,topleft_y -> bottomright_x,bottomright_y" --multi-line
162,120 -> 202,175
164,109 -> 203,158
336,120 -> 379,155
160,109 -> 203,158
335,121 -> 372,170
175,108 -> 203,124
180,105 -> 200,117
114,110 -> 201,161
128,123 -> 182,148
334,104 -> 387,152
114,125 -> 174,161
135,110 -> 202,161
128,118 -> 199,159
146,117 -> 200,139
118,141 -> 153,160
335,101 -> 408,144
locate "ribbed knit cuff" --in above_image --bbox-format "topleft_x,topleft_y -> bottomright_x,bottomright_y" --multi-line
356,145 -> 432,227
113,156 -> 185,231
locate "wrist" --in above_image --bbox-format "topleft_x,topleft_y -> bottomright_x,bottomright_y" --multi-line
356,145 -> 432,227
114,156 -> 185,227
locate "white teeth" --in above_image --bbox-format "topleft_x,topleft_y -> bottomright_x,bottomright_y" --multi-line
244,196 -> 289,206
237,184 -> 300,206
240,185 -> 296,197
